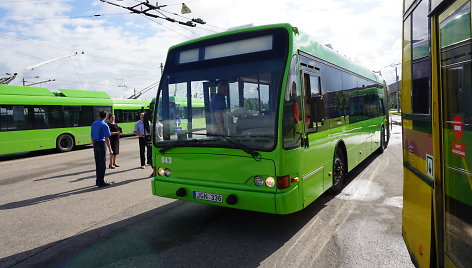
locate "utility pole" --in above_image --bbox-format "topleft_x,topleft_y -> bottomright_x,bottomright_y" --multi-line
395,66 -> 400,113
384,62 -> 401,113
22,76 -> 39,86
160,63 -> 164,75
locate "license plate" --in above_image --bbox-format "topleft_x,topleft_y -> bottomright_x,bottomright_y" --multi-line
193,191 -> 223,202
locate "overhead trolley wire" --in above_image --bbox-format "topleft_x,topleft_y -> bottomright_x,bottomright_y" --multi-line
130,0 -> 221,32
0,0 -> 48,3
0,45 -> 44,61
0,12 -> 132,23
152,9 -> 204,37
141,15 -> 194,39
156,9 -> 219,34
68,57 -> 87,90
150,0 -> 202,7
157,8 -> 222,32
73,56 -> 96,91
0,33 -> 155,68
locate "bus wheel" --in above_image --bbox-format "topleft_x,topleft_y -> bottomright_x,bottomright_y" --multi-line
56,134 -> 74,152
330,148 -> 345,193
377,127 -> 386,154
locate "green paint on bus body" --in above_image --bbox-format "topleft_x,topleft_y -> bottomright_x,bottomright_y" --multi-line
58,88 -> 111,99
151,23 -> 388,214
0,127 -> 92,154
0,84 -> 152,155
294,32 -> 383,84
0,84 -> 55,97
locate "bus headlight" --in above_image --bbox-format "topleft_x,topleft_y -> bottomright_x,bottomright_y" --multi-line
164,168 -> 171,177
265,177 -> 275,187
158,167 -> 165,176
254,176 -> 264,186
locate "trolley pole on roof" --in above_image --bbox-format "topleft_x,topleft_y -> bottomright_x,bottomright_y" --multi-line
26,79 -> 56,87
25,52 -> 84,71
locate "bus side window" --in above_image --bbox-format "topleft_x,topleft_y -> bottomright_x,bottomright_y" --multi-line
303,73 -> 324,133
283,55 -> 302,149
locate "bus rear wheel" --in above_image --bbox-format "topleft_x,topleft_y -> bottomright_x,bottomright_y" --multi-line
377,126 -> 386,154
56,134 -> 74,152
330,148 -> 345,193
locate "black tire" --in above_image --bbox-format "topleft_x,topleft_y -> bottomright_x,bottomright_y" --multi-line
330,147 -> 346,193
56,134 -> 74,152
377,126 -> 386,154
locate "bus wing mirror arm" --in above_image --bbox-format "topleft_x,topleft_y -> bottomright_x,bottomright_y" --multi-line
296,132 -> 309,148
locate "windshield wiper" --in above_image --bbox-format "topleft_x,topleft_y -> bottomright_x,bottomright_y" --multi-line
241,135 -> 274,138
185,132 -> 261,159
207,134 -> 261,160
160,132 -> 261,159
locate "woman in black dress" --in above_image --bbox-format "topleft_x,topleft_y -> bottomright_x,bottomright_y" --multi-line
107,113 -> 122,169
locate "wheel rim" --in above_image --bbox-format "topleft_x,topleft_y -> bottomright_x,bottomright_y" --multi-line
59,135 -> 72,150
333,157 -> 344,186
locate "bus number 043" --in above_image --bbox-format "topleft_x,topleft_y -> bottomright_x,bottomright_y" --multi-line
161,157 -> 172,163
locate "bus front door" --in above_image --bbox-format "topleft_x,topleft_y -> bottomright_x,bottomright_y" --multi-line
300,72 -> 329,206
438,1 -> 472,266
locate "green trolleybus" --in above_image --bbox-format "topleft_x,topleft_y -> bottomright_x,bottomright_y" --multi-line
0,85 -> 112,155
401,0 -> 471,267
112,99 -> 152,135
151,23 -> 389,214
0,85 -> 154,155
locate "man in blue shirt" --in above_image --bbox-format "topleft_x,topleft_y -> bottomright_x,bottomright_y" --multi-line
210,81 -> 229,135
133,112 -> 151,169
91,110 -> 112,187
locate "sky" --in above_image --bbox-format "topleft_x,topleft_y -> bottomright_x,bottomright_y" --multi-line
0,0 -> 402,100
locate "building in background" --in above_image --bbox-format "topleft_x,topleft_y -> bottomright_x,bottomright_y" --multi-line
388,80 -> 401,110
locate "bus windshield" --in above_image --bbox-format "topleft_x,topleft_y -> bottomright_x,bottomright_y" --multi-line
155,29 -> 288,152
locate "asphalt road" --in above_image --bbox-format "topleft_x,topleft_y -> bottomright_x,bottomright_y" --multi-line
0,125 -> 413,267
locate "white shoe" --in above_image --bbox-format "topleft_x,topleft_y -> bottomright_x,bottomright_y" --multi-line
140,166 -> 145,169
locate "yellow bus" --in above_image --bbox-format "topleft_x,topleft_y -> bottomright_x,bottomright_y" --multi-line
401,0 -> 471,267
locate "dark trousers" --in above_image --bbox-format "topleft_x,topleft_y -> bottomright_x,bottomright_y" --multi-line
93,141 -> 106,185
139,137 -> 153,167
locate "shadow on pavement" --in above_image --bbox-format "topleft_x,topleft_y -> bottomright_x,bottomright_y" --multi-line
1,149 -> 383,267
0,176 -> 149,211
33,169 -> 96,182
1,192 -> 334,267
69,167 -> 143,183
0,146 -> 92,162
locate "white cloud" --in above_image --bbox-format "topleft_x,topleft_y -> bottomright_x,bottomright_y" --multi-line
0,0 -> 402,100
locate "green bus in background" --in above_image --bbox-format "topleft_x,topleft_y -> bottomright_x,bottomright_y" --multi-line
0,84 -> 152,155
112,99 -> 152,135
152,23 -> 389,214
